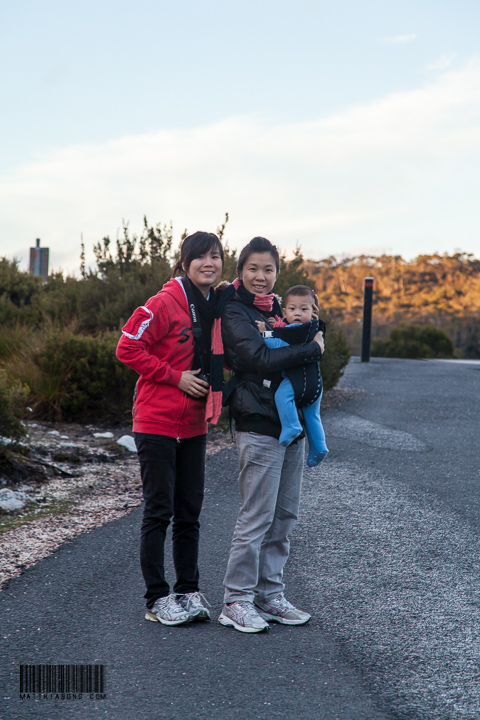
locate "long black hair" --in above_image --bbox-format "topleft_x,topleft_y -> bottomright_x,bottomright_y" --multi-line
171,231 -> 224,277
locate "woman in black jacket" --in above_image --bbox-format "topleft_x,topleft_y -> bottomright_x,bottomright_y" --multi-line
218,237 -> 324,633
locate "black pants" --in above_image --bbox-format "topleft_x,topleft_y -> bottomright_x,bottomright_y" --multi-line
134,432 -> 207,609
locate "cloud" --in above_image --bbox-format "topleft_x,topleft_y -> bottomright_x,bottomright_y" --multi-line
382,34 -> 418,45
427,52 -> 457,71
1,59 -> 480,270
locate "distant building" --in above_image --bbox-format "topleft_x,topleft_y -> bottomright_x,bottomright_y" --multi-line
29,238 -> 49,281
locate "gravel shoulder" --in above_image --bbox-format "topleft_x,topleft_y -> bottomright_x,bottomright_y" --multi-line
0,421 -> 234,589
0,386 -> 357,591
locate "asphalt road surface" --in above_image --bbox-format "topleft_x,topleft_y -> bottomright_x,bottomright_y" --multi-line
1,357 -> 480,720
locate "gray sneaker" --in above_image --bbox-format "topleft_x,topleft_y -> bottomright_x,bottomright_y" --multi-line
218,601 -> 269,633
177,591 -> 211,621
145,594 -> 193,626
254,593 -> 311,625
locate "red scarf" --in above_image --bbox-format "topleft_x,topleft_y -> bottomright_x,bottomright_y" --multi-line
205,279 -> 282,423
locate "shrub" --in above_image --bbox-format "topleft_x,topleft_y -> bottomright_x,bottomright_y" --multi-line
1,218 -> 354,423
0,325 -> 31,363
371,324 -> 456,359
321,316 -> 351,391
0,257 -> 43,327
5,329 -> 137,422
0,370 -> 28,439
274,247 -> 312,301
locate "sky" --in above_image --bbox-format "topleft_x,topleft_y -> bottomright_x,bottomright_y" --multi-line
1,0 -> 480,274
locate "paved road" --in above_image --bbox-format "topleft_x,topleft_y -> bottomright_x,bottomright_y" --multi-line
1,357 -> 480,719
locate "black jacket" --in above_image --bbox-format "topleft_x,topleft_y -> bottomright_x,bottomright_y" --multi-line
221,296 -> 322,438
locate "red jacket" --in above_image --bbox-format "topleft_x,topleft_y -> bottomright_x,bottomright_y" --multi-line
116,278 -> 208,439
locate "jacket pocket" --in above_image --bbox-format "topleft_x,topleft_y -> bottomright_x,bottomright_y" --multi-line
234,379 -> 276,418
138,381 -> 158,407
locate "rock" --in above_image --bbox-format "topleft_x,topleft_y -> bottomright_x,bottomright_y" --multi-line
60,435 -> 69,440
117,435 -> 137,453
0,489 -> 28,511
93,432 -> 114,439
47,430 -> 60,436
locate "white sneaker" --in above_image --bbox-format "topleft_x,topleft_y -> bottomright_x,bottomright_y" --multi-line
218,601 -> 269,633
254,593 -> 311,625
177,591 -> 211,621
145,594 -> 193,626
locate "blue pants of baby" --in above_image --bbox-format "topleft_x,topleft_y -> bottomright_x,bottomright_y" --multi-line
275,377 -> 328,466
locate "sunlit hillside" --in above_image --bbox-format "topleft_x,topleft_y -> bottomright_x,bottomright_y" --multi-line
306,253 -> 480,358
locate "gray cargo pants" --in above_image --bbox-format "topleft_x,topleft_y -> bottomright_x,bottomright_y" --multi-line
223,431 -> 305,604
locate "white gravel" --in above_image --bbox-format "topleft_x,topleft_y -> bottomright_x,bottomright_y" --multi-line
0,424 -> 234,590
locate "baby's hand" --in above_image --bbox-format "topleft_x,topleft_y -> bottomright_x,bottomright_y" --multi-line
313,330 -> 325,353
255,320 -> 267,333
267,317 -> 277,325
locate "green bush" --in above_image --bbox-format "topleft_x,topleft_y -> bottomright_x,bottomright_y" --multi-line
371,324 -> 456,359
321,317 -> 351,391
0,218 -> 354,424
0,370 -> 28,439
0,325 -> 31,363
274,247 -> 312,301
5,330 -> 137,422
0,258 -> 43,327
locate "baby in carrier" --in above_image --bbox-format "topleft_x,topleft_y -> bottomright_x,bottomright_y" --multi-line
256,285 -> 328,467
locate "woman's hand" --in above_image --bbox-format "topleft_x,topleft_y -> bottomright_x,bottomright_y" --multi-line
178,369 -> 209,397
313,330 -> 325,353
255,320 -> 267,333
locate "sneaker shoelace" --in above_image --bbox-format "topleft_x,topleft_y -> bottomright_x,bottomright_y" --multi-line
157,594 -> 184,612
233,601 -> 261,620
187,591 -> 211,608
270,594 -> 295,612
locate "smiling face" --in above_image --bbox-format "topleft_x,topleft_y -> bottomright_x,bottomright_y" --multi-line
185,246 -> 223,296
283,294 -> 315,324
238,252 -> 278,295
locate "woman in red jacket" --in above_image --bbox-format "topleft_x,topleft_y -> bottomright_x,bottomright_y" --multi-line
116,231 -> 223,626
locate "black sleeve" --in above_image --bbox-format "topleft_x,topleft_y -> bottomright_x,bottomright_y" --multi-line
222,302 -> 321,376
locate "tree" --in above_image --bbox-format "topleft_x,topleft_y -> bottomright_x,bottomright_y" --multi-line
275,246 -> 312,303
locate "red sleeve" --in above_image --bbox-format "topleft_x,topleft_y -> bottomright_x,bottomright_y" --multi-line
273,318 -> 288,328
116,298 -> 182,387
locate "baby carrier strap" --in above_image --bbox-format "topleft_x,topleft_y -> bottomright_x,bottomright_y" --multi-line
272,318 -> 326,344
277,318 -> 324,408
